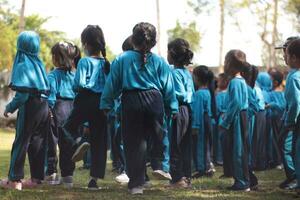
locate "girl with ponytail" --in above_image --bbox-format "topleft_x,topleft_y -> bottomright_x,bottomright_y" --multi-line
100,22 -> 177,195
167,38 -> 194,188
191,65 -> 216,178
62,25 -> 109,190
220,49 -> 258,191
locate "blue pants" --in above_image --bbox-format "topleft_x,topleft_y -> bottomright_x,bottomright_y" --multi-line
280,130 -> 296,180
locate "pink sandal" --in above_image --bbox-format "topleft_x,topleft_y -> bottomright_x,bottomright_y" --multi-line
0,179 -> 22,190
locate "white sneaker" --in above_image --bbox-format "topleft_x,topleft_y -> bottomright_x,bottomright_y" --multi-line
61,176 -> 73,188
152,170 -> 172,180
129,186 -> 144,195
72,142 -> 90,162
115,173 -> 129,185
44,173 -> 60,185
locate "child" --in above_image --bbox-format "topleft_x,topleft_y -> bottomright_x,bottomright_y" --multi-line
275,37 -> 299,189
215,73 -> 231,177
191,65 -> 215,178
266,69 -> 285,169
45,41 -> 81,187
1,31 -> 50,190
241,65 -> 259,175
100,22 -> 178,195
284,39 -> 300,195
219,49 -> 257,191
63,25 -> 110,190
167,38 -> 194,187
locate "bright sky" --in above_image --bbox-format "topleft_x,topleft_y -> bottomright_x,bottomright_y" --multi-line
9,0 -> 298,66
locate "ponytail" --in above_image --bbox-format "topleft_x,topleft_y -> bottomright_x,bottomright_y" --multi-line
207,71 -> 217,120
101,48 -> 110,75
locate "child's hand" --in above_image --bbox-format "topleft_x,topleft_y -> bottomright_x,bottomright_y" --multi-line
3,111 -> 10,118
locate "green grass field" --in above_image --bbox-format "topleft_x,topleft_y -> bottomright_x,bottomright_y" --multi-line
0,129 -> 299,200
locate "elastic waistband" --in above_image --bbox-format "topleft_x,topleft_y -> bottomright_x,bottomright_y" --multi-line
56,96 -> 74,101
122,88 -> 158,95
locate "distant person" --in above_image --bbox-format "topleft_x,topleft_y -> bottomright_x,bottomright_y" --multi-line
0,31 -> 50,190
219,50 -> 258,191
167,38 -> 194,188
63,25 -> 110,190
45,41 -> 81,188
191,66 -> 215,178
100,22 -> 178,195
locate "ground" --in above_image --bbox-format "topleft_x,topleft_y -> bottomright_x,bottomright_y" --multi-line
0,129 -> 299,200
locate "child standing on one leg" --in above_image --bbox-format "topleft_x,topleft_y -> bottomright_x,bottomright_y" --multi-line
1,31 -> 50,190
191,66 -> 215,178
167,38 -> 194,187
219,50 -> 257,191
63,25 -> 110,190
100,22 -> 178,195
45,41 -> 81,187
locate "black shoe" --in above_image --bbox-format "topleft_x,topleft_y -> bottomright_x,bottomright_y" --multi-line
87,179 -> 99,190
226,185 -> 250,192
192,171 -> 205,179
279,178 -> 296,189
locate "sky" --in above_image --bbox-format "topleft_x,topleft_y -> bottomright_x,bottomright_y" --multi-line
8,0 -> 298,66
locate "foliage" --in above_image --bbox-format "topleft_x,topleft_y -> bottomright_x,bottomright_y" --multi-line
167,20 -> 201,52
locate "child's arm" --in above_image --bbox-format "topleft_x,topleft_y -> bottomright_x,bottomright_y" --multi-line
172,70 -> 186,103
219,81 -> 239,130
4,92 -> 29,115
159,62 -> 178,115
100,58 -> 122,110
73,59 -> 87,92
47,72 -> 57,108
285,78 -> 300,128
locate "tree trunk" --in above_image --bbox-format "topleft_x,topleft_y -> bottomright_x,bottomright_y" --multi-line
156,0 -> 161,56
219,0 -> 225,73
270,0 -> 278,69
19,0 -> 26,32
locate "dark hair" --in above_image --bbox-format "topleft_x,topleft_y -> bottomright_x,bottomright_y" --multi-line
224,49 -> 250,76
167,38 -> 193,66
268,68 -> 283,86
217,73 -> 229,90
287,39 -> 300,59
122,36 -> 134,51
51,41 -> 81,71
132,22 -> 157,68
241,65 -> 258,88
81,25 -> 110,74
193,65 -> 216,118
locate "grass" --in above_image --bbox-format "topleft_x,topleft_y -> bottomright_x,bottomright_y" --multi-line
0,129 -> 299,200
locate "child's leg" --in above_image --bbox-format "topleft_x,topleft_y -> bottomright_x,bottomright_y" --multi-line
221,128 -> 233,177
46,117 -> 58,176
281,131 -> 296,181
89,109 -> 107,179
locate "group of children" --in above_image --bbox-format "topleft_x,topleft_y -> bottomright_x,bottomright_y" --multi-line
1,22 -> 300,195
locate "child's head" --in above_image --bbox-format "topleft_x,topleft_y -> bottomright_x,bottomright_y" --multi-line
17,31 -> 40,55
224,49 -> 249,76
81,25 -> 110,73
167,38 -> 193,67
268,68 -> 283,89
132,22 -> 157,67
241,65 -> 258,88
193,65 -> 214,89
217,73 -> 229,91
51,41 -> 81,70
286,39 -> 300,69
122,36 -> 134,51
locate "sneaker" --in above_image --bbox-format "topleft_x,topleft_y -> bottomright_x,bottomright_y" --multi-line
44,173 -> 60,185
152,170 -> 172,181
87,179 -> 99,190
205,169 -> 215,177
284,180 -> 298,190
71,142 -> 90,162
192,171 -> 205,179
276,164 -> 283,170
227,185 -> 250,192
279,178 -> 296,189
0,179 -> 22,190
129,186 -> 144,195
115,173 -> 129,185
169,177 -> 191,189
22,179 -> 42,188
61,176 -> 73,188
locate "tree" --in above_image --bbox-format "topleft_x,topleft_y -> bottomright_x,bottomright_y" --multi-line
167,20 -> 201,52
285,0 -> 300,31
